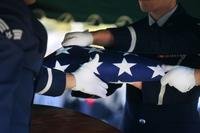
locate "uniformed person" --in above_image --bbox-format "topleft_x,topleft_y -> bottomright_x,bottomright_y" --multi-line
62,0 -> 200,132
0,0 -> 108,133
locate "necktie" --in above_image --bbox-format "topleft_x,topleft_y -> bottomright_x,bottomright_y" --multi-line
151,22 -> 159,30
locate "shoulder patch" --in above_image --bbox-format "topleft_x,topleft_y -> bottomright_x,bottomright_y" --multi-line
0,18 -> 23,40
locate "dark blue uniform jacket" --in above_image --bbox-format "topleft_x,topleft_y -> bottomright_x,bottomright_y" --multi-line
108,4 -> 200,133
0,0 -> 66,132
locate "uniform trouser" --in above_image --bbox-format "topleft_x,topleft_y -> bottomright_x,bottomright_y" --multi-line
122,102 -> 200,133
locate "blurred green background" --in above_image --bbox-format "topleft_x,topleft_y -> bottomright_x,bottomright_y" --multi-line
35,0 -> 200,23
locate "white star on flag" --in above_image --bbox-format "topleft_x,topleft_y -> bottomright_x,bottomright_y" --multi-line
114,58 -> 136,76
54,60 -> 69,72
56,47 -> 71,55
93,62 -> 103,75
148,65 -> 165,78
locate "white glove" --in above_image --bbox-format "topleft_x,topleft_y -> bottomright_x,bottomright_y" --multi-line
62,31 -> 93,47
72,54 -> 108,98
161,65 -> 196,93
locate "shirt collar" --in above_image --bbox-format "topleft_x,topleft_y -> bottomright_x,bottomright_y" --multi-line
148,5 -> 178,27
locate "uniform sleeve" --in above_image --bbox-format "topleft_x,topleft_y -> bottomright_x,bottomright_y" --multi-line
0,35 -> 23,132
108,17 -> 200,54
107,26 -> 133,52
35,66 -> 66,96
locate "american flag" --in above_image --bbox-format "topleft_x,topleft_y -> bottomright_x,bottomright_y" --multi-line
43,46 -> 165,98
43,46 -> 165,83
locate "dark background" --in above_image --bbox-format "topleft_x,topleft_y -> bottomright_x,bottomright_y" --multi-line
35,0 -> 200,23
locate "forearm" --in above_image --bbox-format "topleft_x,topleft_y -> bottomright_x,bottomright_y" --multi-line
129,82 -> 143,90
91,30 -> 114,47
194,69 -> 200,86
35,67 -> 66,96
65,73 -> 76,90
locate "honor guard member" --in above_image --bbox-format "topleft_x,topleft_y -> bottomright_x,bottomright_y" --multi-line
62,0 -> 200,132
0,0 -> 108,133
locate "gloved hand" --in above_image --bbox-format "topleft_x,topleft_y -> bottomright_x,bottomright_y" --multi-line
72,54 -> 108,98
62,31 -> 93,47
71,83 -> 123,98
161,65 -> 196,93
